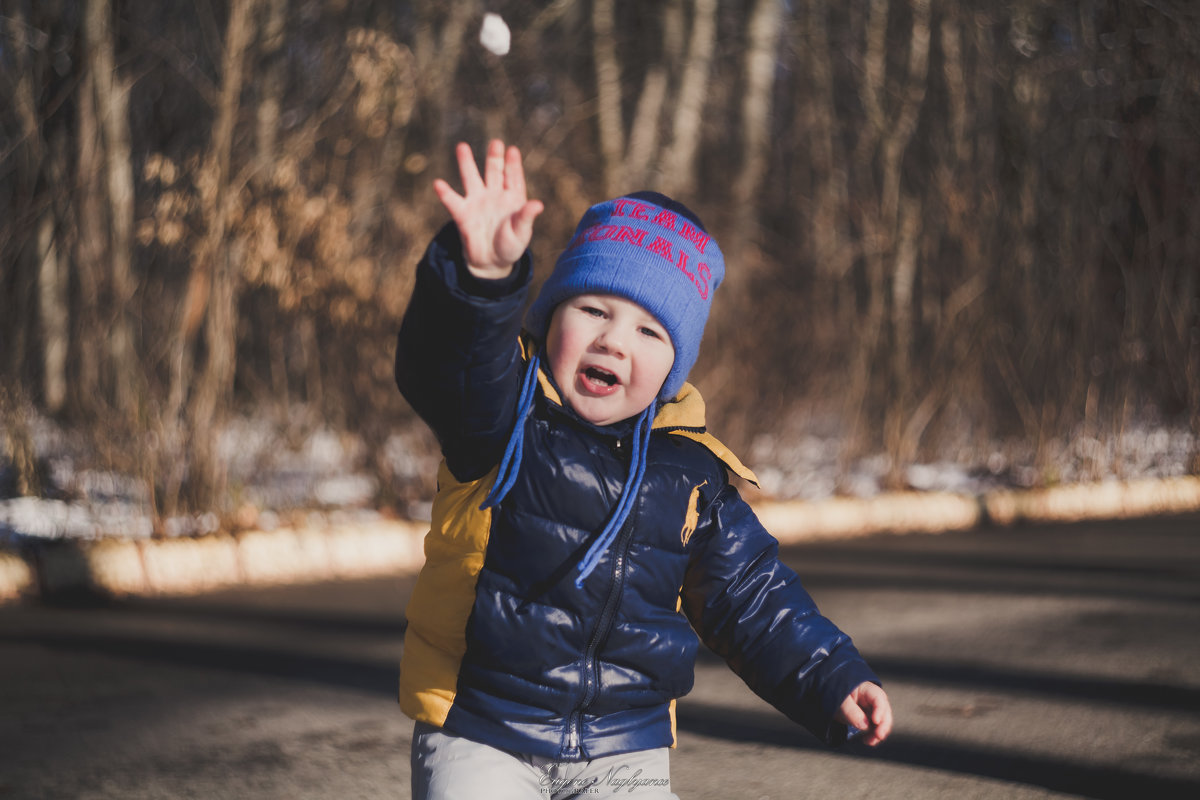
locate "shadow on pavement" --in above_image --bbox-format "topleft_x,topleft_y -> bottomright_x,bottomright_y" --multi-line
6,618 -> 1199,799
0,628 -> 399,697
111,596 -> 408,637
677,700 -> 1200,800
869,655 -> 1200,713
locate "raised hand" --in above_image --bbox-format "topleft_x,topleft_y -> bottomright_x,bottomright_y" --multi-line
433,139 -> 544,279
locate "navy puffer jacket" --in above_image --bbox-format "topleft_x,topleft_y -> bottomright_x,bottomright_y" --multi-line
395,222 -> 878,761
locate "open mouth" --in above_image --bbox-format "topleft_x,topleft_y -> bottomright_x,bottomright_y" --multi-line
581,366 -> 620,394
585,366 -> 618,386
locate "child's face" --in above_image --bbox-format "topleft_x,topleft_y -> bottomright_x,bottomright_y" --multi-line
545,293 -> 675,426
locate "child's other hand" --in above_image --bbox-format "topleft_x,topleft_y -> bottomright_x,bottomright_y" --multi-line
835,682 -> 893,746
433,139 -> 544,279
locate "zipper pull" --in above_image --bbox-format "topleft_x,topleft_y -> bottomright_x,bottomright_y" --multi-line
564,722 -> 581,758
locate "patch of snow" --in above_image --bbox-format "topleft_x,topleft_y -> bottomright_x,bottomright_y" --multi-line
314,474 -> 377,507
0,497 -> 98,541
0,403 -> 1194,543
905,462 -> 973,493
743,411 -> 1195,501
383,430 -> 437,483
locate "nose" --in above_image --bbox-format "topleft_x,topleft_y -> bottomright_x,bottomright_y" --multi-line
595,325 -> 627,357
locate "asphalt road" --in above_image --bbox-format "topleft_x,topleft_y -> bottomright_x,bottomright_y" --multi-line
2,513 -> 1198,799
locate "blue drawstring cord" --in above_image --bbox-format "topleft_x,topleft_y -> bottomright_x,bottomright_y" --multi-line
480,352 -> 541,511
479,351 -> 656,588
573,404 -> 654,587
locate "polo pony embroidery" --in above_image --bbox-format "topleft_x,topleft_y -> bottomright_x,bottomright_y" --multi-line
680,480 -> 708,546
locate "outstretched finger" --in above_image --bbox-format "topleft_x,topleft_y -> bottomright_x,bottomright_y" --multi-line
484,139 -> 506,190
456,142 -> 484,195
869,698 -> 894,744
504,144 -> 528,196
432,178 -> 465,219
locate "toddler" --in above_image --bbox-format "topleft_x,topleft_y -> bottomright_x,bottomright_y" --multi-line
395,140 -> 892,799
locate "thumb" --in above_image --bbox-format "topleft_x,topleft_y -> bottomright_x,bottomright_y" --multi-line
511,199 -> 544,241
837,694 -> 871,732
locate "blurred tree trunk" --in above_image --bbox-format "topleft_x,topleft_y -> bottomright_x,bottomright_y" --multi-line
841,0 -> 931,487
253,0 -> 288,186
802,0 -> 854,332
0,388 -> 41,497
37,131 -> 70,415
592,0 -> 624,196
1004,9 -> 1054,468
623,0 -> 681,190
594,0 -> 681,196
659,0 -> 717,199
1168,129 -> 1200,473
83,0 -> 138,417
840,0 -> 892,477
729,0 -> 784,259
699,0 -> 781,443
6,2 -> 70,413
881,0 -> 931,486
413,0 -> 475,180
250,0 -> 291,419
920,9 -> 988,458
181,0 -> 259,511
5,2 -> 38,372
75,28 -> 107,415
592,0 -> 691,196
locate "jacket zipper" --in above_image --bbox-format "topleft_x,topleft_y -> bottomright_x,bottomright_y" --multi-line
563,433 -> 635,759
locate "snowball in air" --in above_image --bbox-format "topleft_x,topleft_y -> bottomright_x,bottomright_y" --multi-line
480,13 -> 511,56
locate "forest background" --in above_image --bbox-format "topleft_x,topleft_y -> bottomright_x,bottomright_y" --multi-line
2,0 -> 1198,536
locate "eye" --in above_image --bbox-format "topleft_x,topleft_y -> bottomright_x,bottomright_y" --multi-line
581,306 -> 604,318
638,326 -> 663,340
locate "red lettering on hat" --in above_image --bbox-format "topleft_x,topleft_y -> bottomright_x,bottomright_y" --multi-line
572,222 -> 648,247
613,199 -> 650,220
676,249 -> 696,282
621,200 -> 652,220
652,210 -> 678,231
679,223 -> 709,254
584,224 -> 612,243
568,219 -> 711,301
646,236 -> 674,261
614,225 -> 648,246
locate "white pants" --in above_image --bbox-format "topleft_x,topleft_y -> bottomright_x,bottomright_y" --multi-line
411,721 -> 679,800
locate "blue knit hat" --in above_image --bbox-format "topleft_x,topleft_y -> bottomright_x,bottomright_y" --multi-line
525,191 -> 724,400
